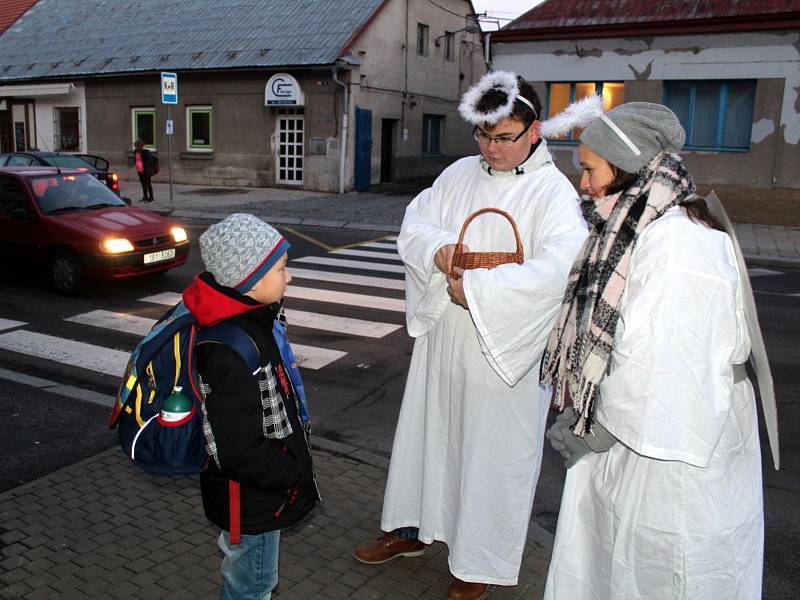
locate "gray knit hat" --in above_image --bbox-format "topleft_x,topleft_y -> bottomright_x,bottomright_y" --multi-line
580,102 -> 686,174
199,213 -> 290,292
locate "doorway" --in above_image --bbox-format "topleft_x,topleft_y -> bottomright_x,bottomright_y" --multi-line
354,107 -> 372,192
276,108 -> 304,185
0,104 -> 11,153
380,119 -> 396,183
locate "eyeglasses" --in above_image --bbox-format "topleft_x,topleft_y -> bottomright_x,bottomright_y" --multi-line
473,122 -> 532,147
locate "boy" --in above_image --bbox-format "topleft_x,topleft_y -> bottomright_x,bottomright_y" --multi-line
182,213 -> 318,600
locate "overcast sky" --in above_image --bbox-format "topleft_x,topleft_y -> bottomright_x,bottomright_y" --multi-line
470,0 -> 545,30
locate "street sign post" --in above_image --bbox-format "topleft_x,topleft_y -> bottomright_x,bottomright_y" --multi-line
160,72 -> 177,210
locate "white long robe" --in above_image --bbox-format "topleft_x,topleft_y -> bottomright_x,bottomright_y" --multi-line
544,207 -> 764,600
381,142 -> 588,586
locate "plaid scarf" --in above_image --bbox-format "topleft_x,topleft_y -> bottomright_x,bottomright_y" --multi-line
540,152 -> 696,435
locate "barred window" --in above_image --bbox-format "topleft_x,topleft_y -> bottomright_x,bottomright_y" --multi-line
54,107 -> 81,151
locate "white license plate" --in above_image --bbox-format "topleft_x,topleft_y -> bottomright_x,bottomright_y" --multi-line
143,248 -> 176,265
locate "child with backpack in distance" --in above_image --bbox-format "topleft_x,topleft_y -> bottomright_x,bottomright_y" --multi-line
182,213 -> 319,600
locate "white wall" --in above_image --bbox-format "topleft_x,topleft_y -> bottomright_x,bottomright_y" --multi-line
492,31 -> 800,188
492,31 -> 800,145
32,81 -> 87,153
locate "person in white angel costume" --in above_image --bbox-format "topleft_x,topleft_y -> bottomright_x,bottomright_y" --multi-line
353,70 -> 590,600
541,100 -> 777,599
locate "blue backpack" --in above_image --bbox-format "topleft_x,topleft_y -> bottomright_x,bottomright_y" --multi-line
108,302 -> 261,476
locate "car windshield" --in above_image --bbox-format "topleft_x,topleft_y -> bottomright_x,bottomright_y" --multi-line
46,155 -> 97,170
29,174 -> 126,214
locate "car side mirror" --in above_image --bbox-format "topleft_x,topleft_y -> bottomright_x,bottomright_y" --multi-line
9,207 -> 35,221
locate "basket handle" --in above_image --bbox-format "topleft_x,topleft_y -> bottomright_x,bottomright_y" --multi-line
454,207 -> 523,255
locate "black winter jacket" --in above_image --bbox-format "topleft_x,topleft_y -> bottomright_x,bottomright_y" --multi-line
136,148 -> 158,177
184,273 -> 318,534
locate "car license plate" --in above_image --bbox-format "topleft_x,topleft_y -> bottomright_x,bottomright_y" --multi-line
143,249 -> 176,265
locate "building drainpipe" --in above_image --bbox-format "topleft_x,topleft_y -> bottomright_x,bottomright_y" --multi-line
484,32 -> 492,68
332,68 -> 349,194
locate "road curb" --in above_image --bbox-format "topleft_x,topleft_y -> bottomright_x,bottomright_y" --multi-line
169,209 -> 402,234
168,209 -> 793,255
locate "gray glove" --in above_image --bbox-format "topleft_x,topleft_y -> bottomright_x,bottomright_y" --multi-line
546,407 -> 617,468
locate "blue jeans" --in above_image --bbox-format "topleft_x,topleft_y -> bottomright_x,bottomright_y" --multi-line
217,530 -> 280,600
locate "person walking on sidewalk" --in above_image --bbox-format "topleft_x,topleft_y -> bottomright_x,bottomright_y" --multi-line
133,139 -> 156,203
540,103 -> 765,599
353,71 -> 587,600
183,213 -> 319,600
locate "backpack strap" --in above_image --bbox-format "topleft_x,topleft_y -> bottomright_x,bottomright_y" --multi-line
273,320 -> 310,424
196,322 -> 261,375
196,321 -> 259,546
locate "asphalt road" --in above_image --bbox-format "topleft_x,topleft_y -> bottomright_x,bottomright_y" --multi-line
1,223 -> 798,597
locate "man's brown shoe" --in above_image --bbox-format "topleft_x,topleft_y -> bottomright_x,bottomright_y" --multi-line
447,578 -> 490,600
353,532 -> 426,564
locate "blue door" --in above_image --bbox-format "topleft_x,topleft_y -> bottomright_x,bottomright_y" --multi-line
354,107 -> 372,192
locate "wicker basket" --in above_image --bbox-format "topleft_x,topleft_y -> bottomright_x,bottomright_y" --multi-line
449,207 -> 524,280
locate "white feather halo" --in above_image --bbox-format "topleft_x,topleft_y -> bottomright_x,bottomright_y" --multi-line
540,94 -> 604,140
458,71 -> 521,125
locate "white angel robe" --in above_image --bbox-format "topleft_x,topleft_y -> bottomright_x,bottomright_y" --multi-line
544,207 -> 764,600
381,142 -> 588,585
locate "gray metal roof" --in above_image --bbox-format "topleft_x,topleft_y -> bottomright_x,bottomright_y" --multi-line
0,0 -> 385,82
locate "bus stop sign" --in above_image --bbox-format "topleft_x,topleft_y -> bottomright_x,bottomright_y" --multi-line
161,72 -> 178,105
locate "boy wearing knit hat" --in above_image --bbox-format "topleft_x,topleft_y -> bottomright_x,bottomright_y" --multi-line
182,213 -> 318,600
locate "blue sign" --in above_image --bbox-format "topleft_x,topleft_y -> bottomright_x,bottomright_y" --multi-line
161,72 -> 178,105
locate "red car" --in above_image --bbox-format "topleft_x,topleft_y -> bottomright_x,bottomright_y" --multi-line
0,167 -> 189,294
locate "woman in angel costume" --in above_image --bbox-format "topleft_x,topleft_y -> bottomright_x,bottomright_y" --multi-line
541,101 -> 778,599
353,71 -> 588,599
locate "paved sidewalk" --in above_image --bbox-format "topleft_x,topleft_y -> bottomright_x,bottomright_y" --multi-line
0,443 -> 551,600
121,180 -> 800,269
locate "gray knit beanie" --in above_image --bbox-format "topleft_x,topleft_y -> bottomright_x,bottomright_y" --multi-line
580,102 -> 686,174
199,213 -> 290,292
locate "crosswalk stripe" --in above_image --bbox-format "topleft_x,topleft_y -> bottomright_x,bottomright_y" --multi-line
290,267 -> 404,290
0,328 -> 346,373
330,248 -> 403,261
283,344 -> 347,369
67,310 -> 154,337
286,286 -> 406,313
0,330 -> 128,377
362,242 -> 397,250
73,307 -> 400,339
292,256 -> 405,274
747,268 -> 784,277
0,318 -> 26,332
140,292 -> 182,306
285,309 -> 401,338
754,290 -> 800,298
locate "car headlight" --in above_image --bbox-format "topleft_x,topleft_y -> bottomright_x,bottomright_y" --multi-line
100,238 -> 135,253
171,227 -> 188,243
